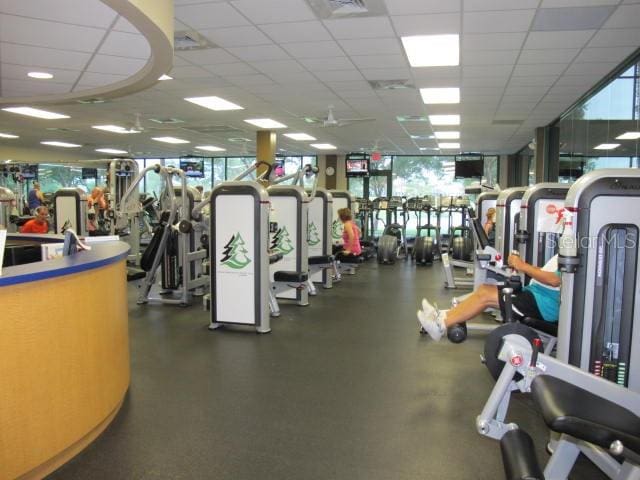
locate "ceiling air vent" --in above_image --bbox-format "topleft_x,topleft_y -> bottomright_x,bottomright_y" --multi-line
307,0 -> 387,18
369,79 -> 414,91
174,31 -> 216,51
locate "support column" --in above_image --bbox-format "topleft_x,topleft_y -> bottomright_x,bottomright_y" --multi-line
535,126 -> 560,183
499,154 -> 523,187
325,154 -> 337,190
256,131 -> 276,177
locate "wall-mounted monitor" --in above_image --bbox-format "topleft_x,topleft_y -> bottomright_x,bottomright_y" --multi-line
21,164 -> 38,179
81,167 -> 98,179
179,158 -> 204,178
346,154 -> 369,176
454,155 -> 484,179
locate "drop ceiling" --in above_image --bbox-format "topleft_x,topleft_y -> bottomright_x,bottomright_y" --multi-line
0,0 -> 639,159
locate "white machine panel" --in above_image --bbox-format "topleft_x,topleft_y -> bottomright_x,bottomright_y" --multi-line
270,196 -> 299,299
332,197 -> 348,245
308,197 -> 325,283
55,196 -> 80,234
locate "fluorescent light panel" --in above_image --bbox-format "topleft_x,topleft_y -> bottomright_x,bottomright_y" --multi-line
420,87 -> 460,104
429,114 -> 460,125
2,107 -> 69,119
92,125 -> 139,134
594,143 -> 620,150
196,145 -> 226,152
244,118 -> 287,129
284,133 -> 317,141
158,74 -> 173,81
41,141 -> 81,148
438,143 -> 460,149
401,35 -> 459,67
434,131 -> 460,139
310,143 -> 336,150
96,148 -> 128,154
28,71 -> 53,79
152,136 -> 190,144
185,96 -> 243,111
0,133 -> 19,139
616,132 -> 640,140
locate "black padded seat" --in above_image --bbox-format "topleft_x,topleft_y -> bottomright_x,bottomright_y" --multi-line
521,316 -> 558,336
531,375 -> 640,456
336,253 -> 364,264
127,270 -> 147,281
274,271 -> 309,283
309,255 -> 335,265
269,253 -> 283,264
500,429 -> 544,480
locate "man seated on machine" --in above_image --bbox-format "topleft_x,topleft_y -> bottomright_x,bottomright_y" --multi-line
417,252 -> 561,341
20,206 -> 50,234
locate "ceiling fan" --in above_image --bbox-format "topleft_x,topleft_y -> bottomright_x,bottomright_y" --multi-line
305,105 -> 376,128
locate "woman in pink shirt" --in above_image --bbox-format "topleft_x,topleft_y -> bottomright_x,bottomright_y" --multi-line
338,207 -> 362,256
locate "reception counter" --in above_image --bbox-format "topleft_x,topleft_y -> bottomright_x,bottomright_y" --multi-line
0,238 -> 130,479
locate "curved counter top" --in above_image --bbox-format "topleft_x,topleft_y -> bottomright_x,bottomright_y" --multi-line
0,238 -> 131,480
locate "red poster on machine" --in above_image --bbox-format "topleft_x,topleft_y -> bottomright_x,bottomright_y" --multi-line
371,151 -> 381,161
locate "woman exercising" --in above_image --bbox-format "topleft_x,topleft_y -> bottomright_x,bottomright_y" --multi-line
417,253 -> 561,341
484,207 -> 496,246
337,207 -> 361,258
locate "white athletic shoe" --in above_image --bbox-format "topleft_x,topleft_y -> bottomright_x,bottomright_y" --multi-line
421,298 -> 437,319
417,308 -> 445,341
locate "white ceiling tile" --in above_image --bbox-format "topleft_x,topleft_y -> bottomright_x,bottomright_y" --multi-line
251,60 -> 307,75
547,84 -> 590,95
268,71 -> 319,84
281,40 -> 344,58
463,65 -> 513,77
230,0 -> 315,24
564,61 -> 618,75
412,66 -> 460,81
175,48 -> 240,65
259,21 -> 332,43
174,2 -> 250,29
524,30 -> 595,49
0,14 -> 104,53
313,70 -> 365,82
391,13 -> 461,36
512,63 -> 567,76
465,0 -> 539,10
542,0 -> 618,5
463,10 -> 536,33
169,65 -> 216,79
75,71 -> 128,87
503,86 -> 551,97
0,0 -> 117,28
463,86 -> 505,95
384,0 -> 461,14
531,6 -> 614,32
0,42 -> 91,70
462,77 -> 509,87
299,57 -> 354,71
462,49 -> 520,65
226,44 -> 291,62
462,32 -> 527,50
323,16 -> 395,39
112,16 -> 139,34
338,89 -> 378,99
502,92 -> 547,102
555,74 -> 600,86
589,28 -> 640,47
325,80 -> 373,91
225,74 -> 275,86
203,62 -> 258,76
86,54 -> 146,76
359,67 -> 412,80
99,31 -> 150,59
508,75 -> 559,87
200,26 -> 272,47
1,63 -> 81,83
338,38 -> 402,56
603,3 -> 640,28
350,55 -> 408,69
518,48 -> 580,64
2,78 -> 72,96
574,45 -> 636,62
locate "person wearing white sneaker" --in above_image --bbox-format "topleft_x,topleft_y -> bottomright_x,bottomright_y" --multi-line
417,253 -> 561,342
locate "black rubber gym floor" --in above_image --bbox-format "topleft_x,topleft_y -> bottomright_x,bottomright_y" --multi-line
49,261 -> 606,479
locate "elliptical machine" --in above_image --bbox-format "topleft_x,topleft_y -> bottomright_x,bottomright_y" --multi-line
377,196 -> 408,264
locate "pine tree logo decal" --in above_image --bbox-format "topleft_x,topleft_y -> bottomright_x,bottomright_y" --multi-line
332,219 -> 343,240
271,226 -> 295,255
308,222 -> 321,246
221,233 -> 251,269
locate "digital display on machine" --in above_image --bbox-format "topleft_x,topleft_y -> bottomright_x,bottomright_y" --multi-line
81,167 -> 98,179
21,164 -> 38,179
346,159 -> 369,176
454,159 -> 484,178
179,158 -> 204,178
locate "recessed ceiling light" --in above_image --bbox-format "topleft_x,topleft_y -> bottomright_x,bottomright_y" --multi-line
152,136 -> 190,144
244,118 -> 287,129
196,145 -> 226,152
92,125 -> 140,134
616,132 -> 640,140
438,142 -> 460,149
401,34 -> 459,67
420,88 -> 460,104
429,115 -> 460,126
0,133 -> 19,139
434,131 -> 460,139
28,71 -> 53,79
41,141 -> 82,148
420,147 -> 440,151
284,133 -> 317,141
96,148 -> 128,154
310,143 -> 336,150
2,107 -> 69,120
185,96 -> 243,111
594,143 -> 620,150
158,74 -> 173,81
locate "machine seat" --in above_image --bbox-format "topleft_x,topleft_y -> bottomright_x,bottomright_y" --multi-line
309,255 -> 335,265
274,271 -> 309,283
531,375 -> 640,456
269,253 -> 283,264
521,316 -> 558,336
337,253 -> 364,264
